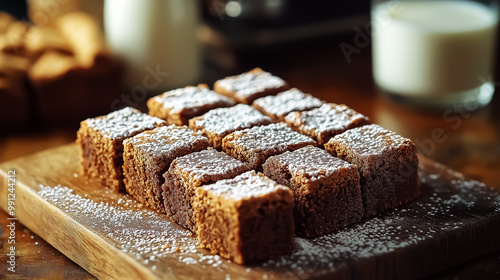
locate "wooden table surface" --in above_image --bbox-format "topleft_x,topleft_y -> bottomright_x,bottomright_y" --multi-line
1,34 -> 499,279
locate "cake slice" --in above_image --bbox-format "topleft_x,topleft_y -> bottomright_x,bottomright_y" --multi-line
76,107 -> 166,192
188,104 -> 272,150
214,68 -> 290,104
325,124 -> 420,217
252,88 -> 323,122
222,123 -> 316,171
263,146 -> 363,238
122,125 -> 209,213
147,84 -> 236,125
162,149 -> 250,231
193,171 -> 294,264
285,103 -> 370,145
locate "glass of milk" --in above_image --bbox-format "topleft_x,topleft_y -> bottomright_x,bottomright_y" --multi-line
104,0 -> 201,92
372,0 -> 498,108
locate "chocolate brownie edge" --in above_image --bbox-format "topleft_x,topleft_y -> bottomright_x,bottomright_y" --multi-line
237,189 -> 295,263
162,170 -> 194,228
77,122 -> 123,192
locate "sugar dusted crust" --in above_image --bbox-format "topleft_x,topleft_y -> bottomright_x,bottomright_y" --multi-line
214,68 -> 290,104
76,107 -> 166,192
252,88 -> 323,122
76,68 -> 423,265
222,123 -> 317,171
193,171 -> 295,264
169,149 -> 249,181
162,149 -> 249,231
265,145 -> 356,180
147,84 -> 235,125
285,103 -> 370,145
123,125 -> 209,213
325,124 -> 420,217
202,171 -> 292,201
263,146 -> 363,237
125,125 -> 209,156
82,106 -> 166,140
327,123 -> 416,157
188,104 -> 272,149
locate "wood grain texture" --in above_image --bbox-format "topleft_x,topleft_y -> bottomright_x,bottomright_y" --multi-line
0,209 -> 95,279
0,144 -> 499,280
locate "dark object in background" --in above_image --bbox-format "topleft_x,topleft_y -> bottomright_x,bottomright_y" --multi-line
200,0 -> 370,69
0,53 -> 31,130
0,0 -> 27,20
202,0 -> 370,47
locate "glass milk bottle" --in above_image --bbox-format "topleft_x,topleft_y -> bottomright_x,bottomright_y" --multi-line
372,0 -> 498,108
104,0 -> 201,92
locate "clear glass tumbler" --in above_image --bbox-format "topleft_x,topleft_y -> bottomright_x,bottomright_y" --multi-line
371,0 -> 498,109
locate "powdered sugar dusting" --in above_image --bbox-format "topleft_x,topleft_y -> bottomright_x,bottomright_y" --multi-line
37,184 -> 231,275
35,160 -> 500,279
260,163 -> 500,277
149,85 -> 235,115
216,68 -> 286,99
267,146 -> 356,181
253,88 -> 323,120
124,125 -> 209,155
229,123 -> 316,151
203,171 -> 292,201
171,149 -> 249,181
190,104 -> 272,135
285,103 -> 370,136
330,124 -> 416,157
84,107 -> 165,140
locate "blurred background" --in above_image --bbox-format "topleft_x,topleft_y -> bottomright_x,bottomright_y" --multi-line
0,0 -> 373,131
0,0 -> 499,278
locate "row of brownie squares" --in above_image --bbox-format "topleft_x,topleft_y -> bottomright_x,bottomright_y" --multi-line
77,68 -> 420,263
76,106 -> 419,262
156,67 -> 418,236
147,67 -> 371,148
76,107 -> 298,264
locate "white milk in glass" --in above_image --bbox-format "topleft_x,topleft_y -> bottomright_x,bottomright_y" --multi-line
372,0 -> 498,106
104,0 -> 200,92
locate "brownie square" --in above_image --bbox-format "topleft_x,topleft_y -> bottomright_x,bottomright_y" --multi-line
284,103 -> 370,145
162,149 -> 250,231
252,88 -> 323,122
147,84 -> 236,125
76,107 -> 166,192
193,171 -> 294,264
122,125 -> 209,213
188,104 -> 272,150
222,123 -> 317,171
325,124 -> 420,217
214,68 -> 290,104
263,146 -> 363,238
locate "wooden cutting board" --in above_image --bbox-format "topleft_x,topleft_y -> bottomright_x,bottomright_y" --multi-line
0,144 -> 499,280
